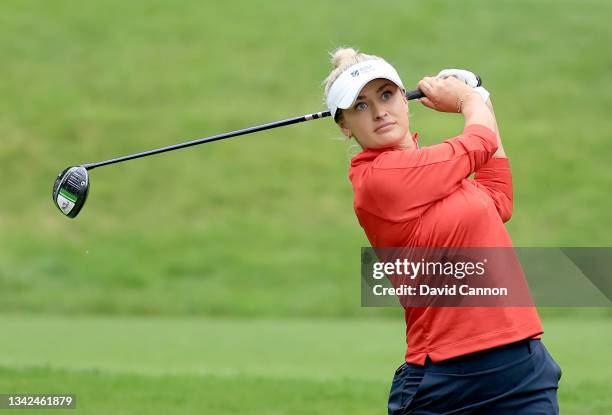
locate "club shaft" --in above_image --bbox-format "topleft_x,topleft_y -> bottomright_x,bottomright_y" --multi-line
83,88 -> 425,171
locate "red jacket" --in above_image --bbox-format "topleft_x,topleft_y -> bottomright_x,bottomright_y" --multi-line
349,124 -> 543,365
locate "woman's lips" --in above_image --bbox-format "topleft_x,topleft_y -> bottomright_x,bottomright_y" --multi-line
374,122 -> 396,133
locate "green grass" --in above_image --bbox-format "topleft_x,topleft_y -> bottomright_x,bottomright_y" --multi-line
0,367 -> 387,415
0,314 -> 610,414
1,0 -> 612,317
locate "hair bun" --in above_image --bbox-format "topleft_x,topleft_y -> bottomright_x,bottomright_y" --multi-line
330,47 -> 359,68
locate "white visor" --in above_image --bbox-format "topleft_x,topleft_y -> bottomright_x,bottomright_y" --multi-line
326,59 -> 404,120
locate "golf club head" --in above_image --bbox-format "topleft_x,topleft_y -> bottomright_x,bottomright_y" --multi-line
52,166 -> 89,218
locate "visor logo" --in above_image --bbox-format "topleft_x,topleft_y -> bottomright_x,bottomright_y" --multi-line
350,64 -> 376,78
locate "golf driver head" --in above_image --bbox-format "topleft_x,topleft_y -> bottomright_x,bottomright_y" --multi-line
52,166 -> 89,218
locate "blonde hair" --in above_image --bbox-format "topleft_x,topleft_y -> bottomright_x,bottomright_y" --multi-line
323,47 -> 385,122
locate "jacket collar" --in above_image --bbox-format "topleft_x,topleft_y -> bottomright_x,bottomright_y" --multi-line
350,132 -> 419,169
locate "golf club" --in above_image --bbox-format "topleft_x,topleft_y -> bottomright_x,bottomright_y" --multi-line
52,76 -> 482,218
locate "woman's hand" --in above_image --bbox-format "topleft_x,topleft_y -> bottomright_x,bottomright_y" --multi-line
437,69 -> 490,103
417,76 -> 479,113
418,75 -> 496,132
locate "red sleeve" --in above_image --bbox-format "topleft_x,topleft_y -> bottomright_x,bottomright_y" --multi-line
472,157 -> 513,222
367,124 -> 498,220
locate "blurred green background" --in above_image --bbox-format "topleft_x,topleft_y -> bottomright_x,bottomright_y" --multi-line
1,0 -> 610,413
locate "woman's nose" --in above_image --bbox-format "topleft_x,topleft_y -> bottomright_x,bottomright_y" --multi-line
372,103 -> 387,119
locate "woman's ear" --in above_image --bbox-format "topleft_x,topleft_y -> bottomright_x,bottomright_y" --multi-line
400,89 -> 409,113
339,121 -> 352,139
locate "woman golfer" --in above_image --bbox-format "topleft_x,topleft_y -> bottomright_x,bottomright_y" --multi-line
324,48 -> 562,414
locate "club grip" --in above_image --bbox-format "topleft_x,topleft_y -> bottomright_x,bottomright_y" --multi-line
405,74 -> 482,101
406,89 -> 425,100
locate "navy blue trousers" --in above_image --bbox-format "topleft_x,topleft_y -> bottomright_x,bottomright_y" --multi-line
388,339 -> 562,414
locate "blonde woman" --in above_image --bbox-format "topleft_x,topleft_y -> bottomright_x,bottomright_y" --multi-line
324,48 -> 561,414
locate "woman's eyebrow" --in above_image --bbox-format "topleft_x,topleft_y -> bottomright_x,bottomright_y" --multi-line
356,82 -> 394,100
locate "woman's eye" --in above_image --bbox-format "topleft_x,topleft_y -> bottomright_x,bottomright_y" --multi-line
355,102 -> 367,111
382,90 -> 393,100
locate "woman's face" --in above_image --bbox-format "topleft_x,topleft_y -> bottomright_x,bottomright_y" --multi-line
339,78 -> 412,150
